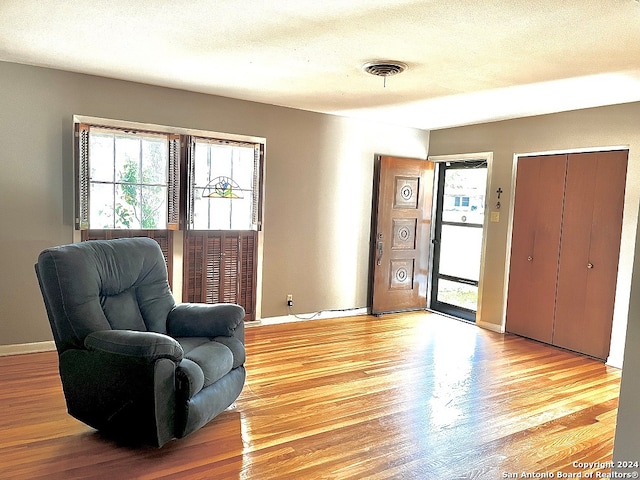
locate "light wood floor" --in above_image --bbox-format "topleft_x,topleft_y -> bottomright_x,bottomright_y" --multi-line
0,312 -> 621,479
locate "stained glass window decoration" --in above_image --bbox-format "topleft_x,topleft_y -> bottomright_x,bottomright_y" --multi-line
202,175 -> 249,199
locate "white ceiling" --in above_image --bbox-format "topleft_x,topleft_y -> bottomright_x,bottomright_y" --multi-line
2,0 -> 640,130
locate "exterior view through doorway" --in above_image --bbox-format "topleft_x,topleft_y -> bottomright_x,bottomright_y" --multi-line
430,160 -> 488,322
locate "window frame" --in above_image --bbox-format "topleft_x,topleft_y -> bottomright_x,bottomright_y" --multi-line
75,123 -> 179,231
186,136 -> 264,232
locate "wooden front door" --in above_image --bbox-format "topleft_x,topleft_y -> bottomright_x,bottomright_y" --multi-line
371,156 -> 435,315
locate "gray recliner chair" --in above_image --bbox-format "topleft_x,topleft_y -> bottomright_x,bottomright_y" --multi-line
35,237 -> 246,447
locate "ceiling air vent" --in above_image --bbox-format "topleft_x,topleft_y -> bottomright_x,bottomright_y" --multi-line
363,61 -> 407,77
362,61 -> 408,87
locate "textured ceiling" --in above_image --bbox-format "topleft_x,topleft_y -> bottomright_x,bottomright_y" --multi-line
2,0 -> 640,129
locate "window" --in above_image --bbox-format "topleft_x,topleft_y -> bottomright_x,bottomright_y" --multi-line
188,138 -> 261,230
75,124 -> 180,230
74,118 -> 264,321
453,196 -> 470,208
89,128 -> 167,228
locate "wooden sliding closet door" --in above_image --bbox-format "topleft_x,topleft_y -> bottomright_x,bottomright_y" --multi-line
553,151 -> 628,359
505,155 -> 566,343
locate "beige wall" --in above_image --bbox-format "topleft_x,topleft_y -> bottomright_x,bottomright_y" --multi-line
0,61 -> 429,346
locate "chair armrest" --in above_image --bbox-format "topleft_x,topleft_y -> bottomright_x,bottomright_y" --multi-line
84,330 -> 183,363
167,303 -> 245,338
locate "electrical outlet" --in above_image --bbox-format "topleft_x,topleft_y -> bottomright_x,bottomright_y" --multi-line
286,294 -> 293,307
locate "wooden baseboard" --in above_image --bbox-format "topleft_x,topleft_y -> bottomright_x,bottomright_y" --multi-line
476,319 -> 505,334
606,355 -> 623,369
0,341 -> 56,357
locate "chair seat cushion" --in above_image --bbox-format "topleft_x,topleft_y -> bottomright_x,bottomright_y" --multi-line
212,336 -> 246,368
175,337 -> 244,398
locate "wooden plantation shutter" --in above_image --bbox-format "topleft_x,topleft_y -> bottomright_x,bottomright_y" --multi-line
218,235 -> 239,304
167,134 -> 180,230
183,231 -> 257,321
239,232 -> 257,316
252,143 -> 263,230
186,137 -> 196,228
75,123 -> 90,230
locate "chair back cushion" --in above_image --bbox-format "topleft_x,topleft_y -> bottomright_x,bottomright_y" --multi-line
36,237 -> 176,352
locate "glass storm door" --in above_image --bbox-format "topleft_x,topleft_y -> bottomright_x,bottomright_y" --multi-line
430,161 -> 487,322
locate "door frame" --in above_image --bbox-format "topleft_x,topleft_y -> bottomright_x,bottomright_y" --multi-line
427,152 -> 493,327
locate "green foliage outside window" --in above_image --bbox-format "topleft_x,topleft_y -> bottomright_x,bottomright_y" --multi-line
90,131 -> 168,229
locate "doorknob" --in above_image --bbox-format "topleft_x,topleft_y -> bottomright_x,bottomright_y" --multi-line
587,262 -> 594,269
527,256 -> 533,262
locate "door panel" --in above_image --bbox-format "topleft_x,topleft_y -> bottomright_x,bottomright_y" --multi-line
553,151 -> 627,359
505,155 -> 566,343
372,156 -> 434,314
438,224 -> 483,281
430,160 -> 487,321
